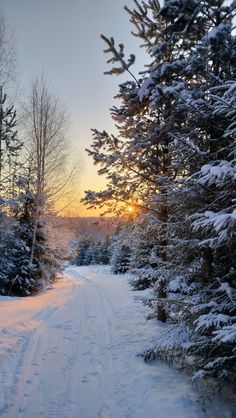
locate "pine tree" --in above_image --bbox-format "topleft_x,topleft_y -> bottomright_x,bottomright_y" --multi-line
100,235 -> 111,264
109,224 -> 131,274
0,174 -> 59,296
75,237 -> 92,266
93,240 -> 103,264
181,78 -> 236,383
74,236 -> 111,266
128,214 -> 160,290
84,0 -> 236,383
0,87 -> 22,185
83,0 -> 214,321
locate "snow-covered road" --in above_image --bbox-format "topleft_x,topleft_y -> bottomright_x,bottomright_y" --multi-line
0,266 -> 234,418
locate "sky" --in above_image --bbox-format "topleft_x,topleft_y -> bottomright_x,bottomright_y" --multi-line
1,0 -> 146,216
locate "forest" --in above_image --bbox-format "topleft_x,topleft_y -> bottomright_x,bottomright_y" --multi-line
0,0 -> 236,414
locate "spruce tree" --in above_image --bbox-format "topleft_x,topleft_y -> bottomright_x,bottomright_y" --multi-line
109,224 -> 131,274
84,0 -> 236,383
0,87 -> 22,185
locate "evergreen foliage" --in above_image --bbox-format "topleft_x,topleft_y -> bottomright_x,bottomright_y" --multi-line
109,224 -> 131,274
84,0 -> 236,385
0,175 -> 59,296
74,236 -> 111,266
0,84 -> 61,296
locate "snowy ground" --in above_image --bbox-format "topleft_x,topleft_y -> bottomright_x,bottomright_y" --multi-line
0,265 -> 235,418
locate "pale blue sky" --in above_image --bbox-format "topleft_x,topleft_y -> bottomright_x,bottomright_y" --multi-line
1,0 -> 145,215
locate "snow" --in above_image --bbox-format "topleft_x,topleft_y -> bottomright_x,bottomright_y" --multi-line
199,161 -> 236,185
138,77 -> 155,101
207,23 -> 231,41
213,324 -> 236,343
195,313 -> 234,332
0,265 -> 234,418
192,208 -> 236,243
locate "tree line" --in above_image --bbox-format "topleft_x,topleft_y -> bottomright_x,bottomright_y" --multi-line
74,235 -> 110,266
83,0 -> 236,386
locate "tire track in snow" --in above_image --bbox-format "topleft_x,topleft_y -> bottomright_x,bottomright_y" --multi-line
1,273 -> 124,418
76,271 -> 135,418
0,305 -> 64,418
0,281 -> 83,418
73,272 -> 124,418
0,266 -> 233,418
19,284 -> 84,418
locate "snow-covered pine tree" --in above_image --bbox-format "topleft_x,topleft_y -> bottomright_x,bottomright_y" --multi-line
160,1 -> 236,383
74,236 -> 111,266
0,90 -> 27,295
141,0 -> 236,383
142,0 -> 236,383
100,235 -> 111,264
180,78 -> 236,383
75,237 -> 92,266
0,87 -> 22,186
92,240 -> 103,264
83,0 -> 221,321
0,109 -> 60,296
84,0 -> 236,383
6,177 -> 43,296
0,173 -> 59,296
0,92 -> 20,233
128,214 -> 160,290
109,223 -> 131,274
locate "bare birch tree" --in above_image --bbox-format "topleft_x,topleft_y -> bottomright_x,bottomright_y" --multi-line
0,14 -> 17,89
24,77 -> 70,202
23,76 -> 72,261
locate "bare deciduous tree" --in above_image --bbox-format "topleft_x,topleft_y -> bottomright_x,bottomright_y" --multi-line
0,14 -> 17,89
24,76 -> 69,206
23,76 -> 78,261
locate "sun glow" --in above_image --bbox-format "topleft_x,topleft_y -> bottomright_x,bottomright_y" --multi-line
127,206 -> 134,213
